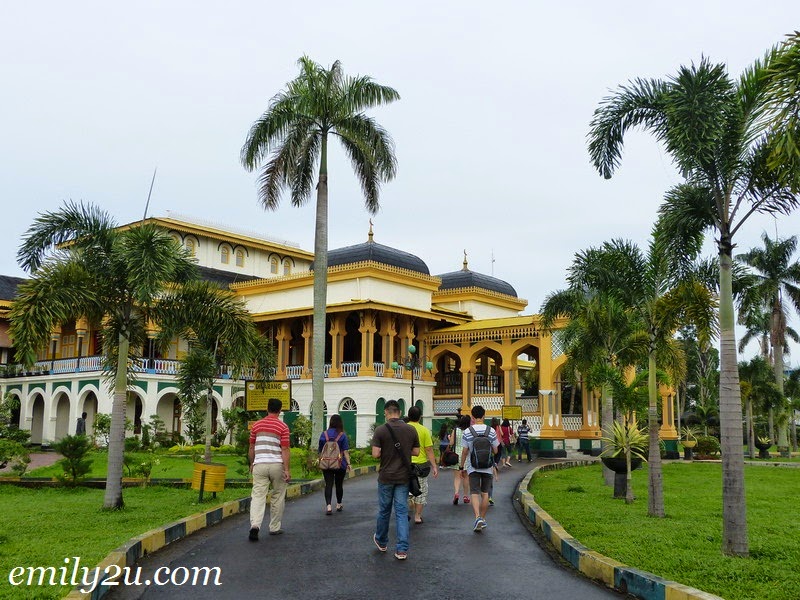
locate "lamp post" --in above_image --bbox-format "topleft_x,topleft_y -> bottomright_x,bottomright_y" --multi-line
392,344 -> 433,406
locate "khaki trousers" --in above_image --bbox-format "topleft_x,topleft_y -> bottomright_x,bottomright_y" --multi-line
250,462 -> 287,532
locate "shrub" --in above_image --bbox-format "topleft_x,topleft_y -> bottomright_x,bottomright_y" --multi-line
124,436 -> 141,452
695,435 -> 721,457
290,415 -> 312,449
53,435 -> 94,485
0,440 -> 30,475
348,449 -> 367,466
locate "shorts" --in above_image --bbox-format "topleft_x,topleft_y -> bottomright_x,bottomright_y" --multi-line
468,471 -> 493,495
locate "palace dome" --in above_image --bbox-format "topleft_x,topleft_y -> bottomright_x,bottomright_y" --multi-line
321,228 -> 430,275
437,254 -> 517,297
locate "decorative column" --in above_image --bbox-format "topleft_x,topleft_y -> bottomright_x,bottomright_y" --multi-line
328,314 -> 344,378
301,317 -> 312,380
358,310 -> 377,376
75,317 -> 88,371
275,321 -> 291,379
398,317 -> 416,380
659,384 -> 679,458
460,364 -> 472,413
501,365 -> 514,409
49,325 -> 61,372
380,316 -> 397,378
578,385 -> 602,454
537,333 -> 554,390
537,389 -> 566,457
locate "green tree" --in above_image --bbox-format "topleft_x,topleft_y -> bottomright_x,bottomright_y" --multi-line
739,356 -> 782,458
8,201 -> 258,508
587,55 -> 799,556
737,233 -> 800,456
241,56 -> 399,441
564,236 -> 715,517
764,31 -> 800,173
161,280 -> 275,463
541,288 -> 646,486
53,434 -> 94,486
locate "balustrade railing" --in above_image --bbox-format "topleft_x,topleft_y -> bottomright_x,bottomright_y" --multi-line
340,361 -> 361,377
373,362 -> 385,377
286,365 -> 303,380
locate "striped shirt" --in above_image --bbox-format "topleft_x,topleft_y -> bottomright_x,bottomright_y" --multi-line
249,415 -> 290,465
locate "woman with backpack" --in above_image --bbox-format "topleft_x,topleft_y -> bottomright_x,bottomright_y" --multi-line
450,415 -> 471,504
318,414 -> 352,515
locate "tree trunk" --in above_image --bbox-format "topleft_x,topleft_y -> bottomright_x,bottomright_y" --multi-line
771,300 -> 790,457
625,448 -> 634,504
768,408 -> 775,443
310,135 -> 329,443
204,386 -> 213,464
103,333 -> 128,509
718,249 -> 749,556
600,383 -> 614,486
568,380 -> 577,415
647,351 -> 664,517
746,396 -> 755,459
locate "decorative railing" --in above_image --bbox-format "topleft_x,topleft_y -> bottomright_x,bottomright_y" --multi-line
474,395 -> 504,413
474,373 -> 501,394
373,362 -> 385,377
286,365 -> 303,380
562,415 -> 583,431
433,398 -> 462,415
340,362 -> 361,377
517,396 -> 539,414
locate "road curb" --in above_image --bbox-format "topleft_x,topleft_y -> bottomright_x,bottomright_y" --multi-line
64,465 -> 377,599
515,461 -> 723,600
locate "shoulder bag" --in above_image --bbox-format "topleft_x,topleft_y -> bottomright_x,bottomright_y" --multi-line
386,423 -> 422,496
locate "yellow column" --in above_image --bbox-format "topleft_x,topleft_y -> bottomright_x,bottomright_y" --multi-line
398,317 -> 416,380
275,321 -> 291,379
538,389 -> 565,439
358,310 -> 377,376
659,385 -> 679,439
501,365 -> 514,408
380,315 -> 397,378
301,317 -> 312,380
328,314 -> 344,378
579,385 -> 601,439
537,333 -> 554,390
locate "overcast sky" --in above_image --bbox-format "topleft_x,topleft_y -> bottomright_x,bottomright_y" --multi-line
2,2 -> 799,362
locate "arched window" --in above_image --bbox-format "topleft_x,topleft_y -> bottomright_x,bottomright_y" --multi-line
235,249 -> 245,267
290,399 -> 300,412
340,398 -> 357,411
283,260 -> 291,275
220,247 -> 230,264
185,238 -> 196,257
270,258 -> 279,274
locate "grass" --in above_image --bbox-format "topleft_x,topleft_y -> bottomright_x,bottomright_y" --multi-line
0,485 -> 249,600
530,462 -> 800,600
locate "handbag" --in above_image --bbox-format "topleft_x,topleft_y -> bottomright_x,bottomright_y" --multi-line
442,449 -> 459,466
385,423 -> 423,496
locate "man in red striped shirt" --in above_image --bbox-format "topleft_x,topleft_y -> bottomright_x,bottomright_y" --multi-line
248,398 -> 291,541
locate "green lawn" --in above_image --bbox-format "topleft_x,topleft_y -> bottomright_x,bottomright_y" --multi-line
530,463 -> 800,600
0,485 -> 249,600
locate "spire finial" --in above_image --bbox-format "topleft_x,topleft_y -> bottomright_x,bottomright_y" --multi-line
368,219 -> 374,242
462,249 -> 469,271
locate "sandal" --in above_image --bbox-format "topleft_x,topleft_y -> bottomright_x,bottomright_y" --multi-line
336,504 -> 343,512
326,506 -> 332,515
463,496 -> 470,504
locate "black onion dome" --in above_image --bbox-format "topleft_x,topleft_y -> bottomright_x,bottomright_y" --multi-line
437,269 -> 518,297
322,240 -> 430,275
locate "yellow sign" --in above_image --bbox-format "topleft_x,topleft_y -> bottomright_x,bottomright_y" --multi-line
245,380 -> 292,411
502,405 -> 522,420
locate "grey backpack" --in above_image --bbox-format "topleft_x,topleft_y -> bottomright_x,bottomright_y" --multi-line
469,426 -> 493,469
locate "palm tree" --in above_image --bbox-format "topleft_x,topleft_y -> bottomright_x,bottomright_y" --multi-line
566,236 -> 715,517
737,233 -> 800,456
764,31 -> 800,173
587,55 -> 799,556
541,288 -> 646,486
785,368 -> 800,451
156,280 -> 275,463
8,202 -> 255,508
739,356 -> 782,458
241,56 -> 398,441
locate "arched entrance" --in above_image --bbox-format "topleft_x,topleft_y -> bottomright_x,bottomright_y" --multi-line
30,394 -> 45,444
80,392 -> 99,440
54,393 -> 70,441
339,397 -> 357,447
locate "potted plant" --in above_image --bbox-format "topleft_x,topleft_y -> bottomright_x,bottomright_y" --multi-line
754,436 -> 772,459
600,421 -> 648,503
680,425 -> 700,460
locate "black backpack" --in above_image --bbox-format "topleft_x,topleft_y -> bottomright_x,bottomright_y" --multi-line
469,426 -> 493,469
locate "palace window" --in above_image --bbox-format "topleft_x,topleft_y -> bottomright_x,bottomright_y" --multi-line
270,258 -> 278,274
283,260 -> 291,275
235,249 -> 245,267
220,246 -> 230,264
185,238 -> 196,257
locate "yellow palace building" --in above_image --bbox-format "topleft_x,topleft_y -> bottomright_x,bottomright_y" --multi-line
0,214 -> 680,456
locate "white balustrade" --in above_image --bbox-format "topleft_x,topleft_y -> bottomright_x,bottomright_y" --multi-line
373,362 -> 385,377
562,415 -> 583,431
340,362 -> 361,377
286,365 -> 303,379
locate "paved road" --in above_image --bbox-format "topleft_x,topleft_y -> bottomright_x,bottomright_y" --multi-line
108,463 -> 624,600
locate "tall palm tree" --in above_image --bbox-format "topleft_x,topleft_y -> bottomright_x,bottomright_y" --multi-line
737,233 -> 800,456
241,56 -> 398,440
9,202 -> 255,508
566,236 -> 716,517
764,31 -> 800,173
587,55 -> 798,556
541,288 -> 646,486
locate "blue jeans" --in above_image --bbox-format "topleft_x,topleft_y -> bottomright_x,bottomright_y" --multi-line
517,440 -> 531,461
375,482 -> 410,552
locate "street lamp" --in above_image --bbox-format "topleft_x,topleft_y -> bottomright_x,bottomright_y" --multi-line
392,344 -> 433,405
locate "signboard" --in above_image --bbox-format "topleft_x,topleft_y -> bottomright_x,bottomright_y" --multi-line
245,380 -> 292,411
502,405 -> 523,420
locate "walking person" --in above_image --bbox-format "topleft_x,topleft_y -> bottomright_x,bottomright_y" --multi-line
500,419 -> 514,467
76,412 -> 87,436
516,419 -> 532,463
407,406 -> 439,524
248,398 -> 291,541
437,422 -> 450,466
318,414 -> 353,515
491,418 -> 508,468
451,415 -> 471,504
459,405 -> 500,532
371,400 -> 420,560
